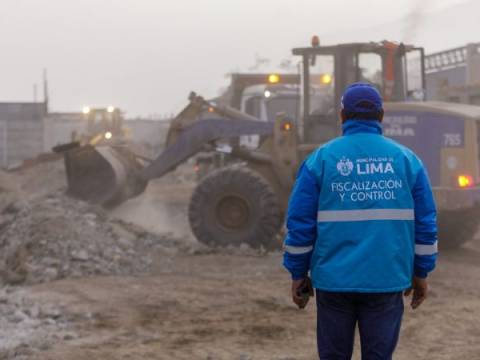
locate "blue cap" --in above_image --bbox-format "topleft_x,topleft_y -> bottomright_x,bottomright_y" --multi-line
341,83 -> 383,113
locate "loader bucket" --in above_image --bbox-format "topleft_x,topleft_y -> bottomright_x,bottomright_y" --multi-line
62,144 -> 148,207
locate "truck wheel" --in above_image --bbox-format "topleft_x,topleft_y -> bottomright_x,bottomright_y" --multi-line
189,166 -> 282,249
438,205 -> 480,250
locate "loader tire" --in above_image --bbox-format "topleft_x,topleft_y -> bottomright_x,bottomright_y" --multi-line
438,204 -> 480,250
189,166 -> 282,249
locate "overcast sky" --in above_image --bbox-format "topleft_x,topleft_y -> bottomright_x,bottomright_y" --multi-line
0,0 -> 476,117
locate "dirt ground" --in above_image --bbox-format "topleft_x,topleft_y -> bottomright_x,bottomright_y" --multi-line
3,172 -> 480,359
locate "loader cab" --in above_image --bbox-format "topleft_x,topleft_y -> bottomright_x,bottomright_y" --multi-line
241,84 -> 299,122
81,106 -> 124,143
227,73 -> 300,111
225,73 -> 300,149
292,40 -> 426,144
240,84 -> 299,149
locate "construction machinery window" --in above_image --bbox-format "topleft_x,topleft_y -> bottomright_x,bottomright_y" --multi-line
406,50 -> 425,100
358,53 -> 383,90
245,97 -> 263,119
309,55 -> 334,117
266,95 -> 299,122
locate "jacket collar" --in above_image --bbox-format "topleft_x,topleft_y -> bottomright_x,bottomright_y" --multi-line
342,120 -> 383,135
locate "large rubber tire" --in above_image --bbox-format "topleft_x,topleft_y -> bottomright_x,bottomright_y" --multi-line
189,166 -> 282,249
438,204 -> 480,250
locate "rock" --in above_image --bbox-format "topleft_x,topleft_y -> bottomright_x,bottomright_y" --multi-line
37,342 -> 51,351
0,290 -> 8,304
117,237 -> 133,249
3,269 -> 27,285
9,310 -> 28,323
86,220 -> 97,227
71,250 -> 89,262
40,306 -> 61,320
63,333 -> 76,341
42,318 -> 57,326
2,201 -> 23,214
26,305 -> 40,318
43,267 -> 59,281
84,213 -> 97,221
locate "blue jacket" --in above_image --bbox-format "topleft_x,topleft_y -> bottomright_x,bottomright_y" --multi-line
283,120 -> 438,293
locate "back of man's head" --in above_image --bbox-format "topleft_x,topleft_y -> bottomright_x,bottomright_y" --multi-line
341,83 -> 384,122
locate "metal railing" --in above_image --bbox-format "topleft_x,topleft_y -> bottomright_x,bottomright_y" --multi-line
425,43 -> 480,74
425,46 -> 468,73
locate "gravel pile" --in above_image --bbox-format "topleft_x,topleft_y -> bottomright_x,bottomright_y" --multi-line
0,160 -> 183,286
0,287 -> 72,359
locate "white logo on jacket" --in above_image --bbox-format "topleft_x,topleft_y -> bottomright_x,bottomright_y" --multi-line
336,158 -> 354,176
356,162 -> 395,175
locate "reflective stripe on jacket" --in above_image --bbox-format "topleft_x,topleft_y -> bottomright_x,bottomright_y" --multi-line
283,120 -> 438,292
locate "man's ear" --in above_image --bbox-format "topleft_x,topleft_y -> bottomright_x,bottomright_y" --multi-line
341,109 -> 347,123
378,109 -> 384,123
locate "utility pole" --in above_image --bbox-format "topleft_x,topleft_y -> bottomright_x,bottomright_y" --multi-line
43,68 -> 49,114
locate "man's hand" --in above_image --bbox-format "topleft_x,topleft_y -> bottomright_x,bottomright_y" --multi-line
404,276 -> 428,309
291,277 -> 314,309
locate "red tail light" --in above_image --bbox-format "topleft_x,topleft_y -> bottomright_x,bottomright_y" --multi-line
458,175 -> 474,188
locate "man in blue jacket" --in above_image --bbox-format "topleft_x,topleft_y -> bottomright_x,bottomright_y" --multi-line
283,83 -> 438,359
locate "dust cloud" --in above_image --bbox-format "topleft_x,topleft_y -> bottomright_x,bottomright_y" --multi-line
110,179 -> 194,241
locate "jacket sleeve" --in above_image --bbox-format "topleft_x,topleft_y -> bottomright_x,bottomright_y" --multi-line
412,166 -> 438,278
283,161 -> 320,280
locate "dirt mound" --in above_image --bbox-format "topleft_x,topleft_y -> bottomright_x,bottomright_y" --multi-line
0,160 -> 184,286
7,160 -> 66,200
0,287 -> 71,359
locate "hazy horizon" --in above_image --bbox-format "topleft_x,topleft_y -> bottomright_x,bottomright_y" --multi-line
0,0 -> 476,118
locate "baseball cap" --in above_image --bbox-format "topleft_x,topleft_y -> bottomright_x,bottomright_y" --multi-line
341,83 -> 383,114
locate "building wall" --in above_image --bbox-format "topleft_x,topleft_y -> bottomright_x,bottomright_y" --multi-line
0,103 -> 46,168
426,67 -> 466,101
0,106 -> 173,169
5,118 -> 44,166
426,43 -> 480,104
124,119 -> 170,153
43,113 -> 86,151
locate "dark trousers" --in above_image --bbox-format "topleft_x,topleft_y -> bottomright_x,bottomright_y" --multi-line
316,290 -> 404,360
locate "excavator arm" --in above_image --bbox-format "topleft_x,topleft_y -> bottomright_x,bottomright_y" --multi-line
61,93 -> 274,206
142,118 -> 273,180
143,92 -> 274,179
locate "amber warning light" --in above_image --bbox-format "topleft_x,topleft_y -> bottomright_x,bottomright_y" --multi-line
458,175 -> 474,188
268,74 -> 280,84
321,74 -> 332,84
